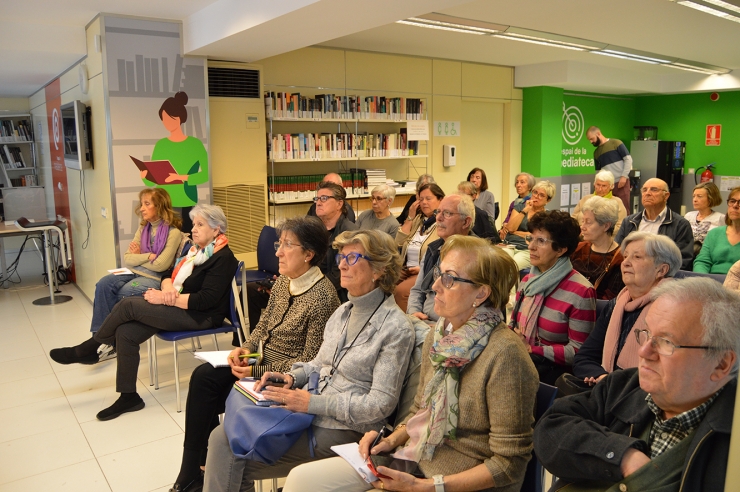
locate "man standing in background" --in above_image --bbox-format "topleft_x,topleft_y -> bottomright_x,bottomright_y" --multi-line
588,126 -> 632,212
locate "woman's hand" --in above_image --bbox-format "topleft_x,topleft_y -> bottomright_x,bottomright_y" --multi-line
253,371 -> 294,392
410,312 -> 428,321
584,374 -> 607,386
165,173 -> 189,183
144,288 -> 179,306
358,430 -> 394,460
371,468 -> 428,491
227,347 -> 252,378
128,241 -> 141,254
405,266 -> 420,276
407,200 -> 419,221
148,253 -> 157,262
512,327 -> 532,353
260,386 -> 311,413
499,225 -> 508,241
140,170 -> 149,180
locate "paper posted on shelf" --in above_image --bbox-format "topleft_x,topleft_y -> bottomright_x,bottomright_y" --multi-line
107,268 -> 133,275
331,443 -> 378,483
406,120 -> 429,141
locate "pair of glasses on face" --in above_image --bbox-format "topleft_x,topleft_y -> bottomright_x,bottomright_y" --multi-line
335,252 -> 371,266
633,328 -> 717,356
727,198 -> 740,208
313,195 -> 337,203
525,235 -> 555,247
641,186 -> 667,194
435,210 -> 462,219
370,196 -> 386,202
432,265 -> 476,289
274,240 -> 302,251
531,191 -> 548,200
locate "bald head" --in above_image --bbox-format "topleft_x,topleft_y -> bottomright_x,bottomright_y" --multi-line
323,173 -> 343,186
587,126 -> 604,147
641,178 -> 670,211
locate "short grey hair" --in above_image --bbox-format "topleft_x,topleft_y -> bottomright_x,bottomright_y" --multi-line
415,174 -> 435,192
594,170 -> 615,187
621,231 -> 681,277
190,204 -> 227,233
457,181 -> 476,197
515,172 -> 536,191
533,180 -> 556,200
650,278 -> 740,376
371,184 -> 396,202
454,193 -> 476,227
583,195 -> 619,235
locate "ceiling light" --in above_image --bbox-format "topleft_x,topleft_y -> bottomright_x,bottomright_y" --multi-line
592,51 -> 659,64
676,1 -> 740,22
665,64 -> 720,74
494,35 -> 587,51
671,61 -> 731,74
502,27 -> 606,50
405,17 -> 500,34
396,20 -> 486,35
602,49 -> 672,64
702,0 -> 740,14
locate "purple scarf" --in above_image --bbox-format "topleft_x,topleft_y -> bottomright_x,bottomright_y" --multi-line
140,221 -> 170,261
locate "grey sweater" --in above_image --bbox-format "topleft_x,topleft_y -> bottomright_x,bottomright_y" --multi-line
291,289 -> 415,434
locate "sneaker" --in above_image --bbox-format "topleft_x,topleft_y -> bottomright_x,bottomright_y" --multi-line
97,344 -> 117,362
96,393 -> 145,421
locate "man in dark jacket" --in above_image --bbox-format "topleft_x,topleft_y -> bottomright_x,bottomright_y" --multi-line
614,178 -> 693,269
534,277 -> 740,491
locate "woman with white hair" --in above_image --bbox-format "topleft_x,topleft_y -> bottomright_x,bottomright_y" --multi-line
50,204 -> 238,421
356,184 -> 399,237
570,231 -> 681,387
572,170 -> 628,238
571,196 -> 624,300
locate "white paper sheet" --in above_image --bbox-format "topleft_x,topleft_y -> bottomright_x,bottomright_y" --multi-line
331,443 -> 378,483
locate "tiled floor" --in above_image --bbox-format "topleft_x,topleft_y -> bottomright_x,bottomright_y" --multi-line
0,252 -> 254,492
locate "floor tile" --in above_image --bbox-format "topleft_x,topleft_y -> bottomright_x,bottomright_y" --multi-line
0,396 -> 78,443
0,355 -> 53,384
0,459 -> 111,492
97,434 -> 182,492
0,373 -> 64,411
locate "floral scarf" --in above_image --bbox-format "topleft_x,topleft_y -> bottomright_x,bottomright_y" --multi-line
171,234 -> 229,292
402,305 -> 503,461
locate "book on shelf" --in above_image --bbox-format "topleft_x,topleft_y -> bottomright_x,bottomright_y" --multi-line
267,170 -> 371,202
2,145 -> 23,168
264,91 -> 425,120
268,131 -> 420,160
0,119 -> 33,142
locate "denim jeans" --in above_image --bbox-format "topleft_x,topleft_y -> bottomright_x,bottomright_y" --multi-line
89,273 -> 161,332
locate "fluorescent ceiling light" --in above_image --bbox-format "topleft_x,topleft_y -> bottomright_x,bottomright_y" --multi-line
602,49 -> 672,64
666,64 -> 721,74
495,35 -> 586,51
592,51 -> 659,64
404,17 -> 497,34
396,20 -> 486,35
500,27 -> 605,50
499,33 -> 590,50
671,61 -> 730,74
676,1 -> 740,22
702,0 -> 740,14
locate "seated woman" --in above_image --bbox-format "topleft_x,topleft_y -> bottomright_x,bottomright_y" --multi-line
509,210 -> 596,384
169,216 -> 341,492
572,170 -> 628,239
283,236 -> 539,492
202,229 -> 415,492
693,186 -> 740,274
499,180 -> 554,271
396,174 -> 435,225
571,232 -> 681,387
394,183 -> 444,311
684,181 -> 725,255
571,196 -> 624,300
356,184 -> 399,237
90,188 -> 183,360
50,204 -> 238,421
500,172 -> 535,240
457,181 -> 496,240
467,167 -> 496,220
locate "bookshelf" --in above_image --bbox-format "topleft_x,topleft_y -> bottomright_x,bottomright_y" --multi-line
0,113 -> 39,219
264,92 -> 428,224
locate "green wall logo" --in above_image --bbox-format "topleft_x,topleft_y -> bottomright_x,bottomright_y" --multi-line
561,102 -> 594,170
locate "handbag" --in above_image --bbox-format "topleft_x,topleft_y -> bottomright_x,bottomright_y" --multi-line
224,372 -> 320,465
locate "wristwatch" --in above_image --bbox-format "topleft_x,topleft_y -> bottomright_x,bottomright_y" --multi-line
432,474 -> 445,492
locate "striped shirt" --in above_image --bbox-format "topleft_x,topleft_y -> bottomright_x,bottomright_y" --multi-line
513,269 -> 596,365
594,138 -> 632,179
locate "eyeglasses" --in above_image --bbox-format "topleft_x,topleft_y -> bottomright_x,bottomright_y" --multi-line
525,235 -> 555,247
633,328 -> 717,356
432,265 -> 477,289
641,186 -> 668,194
728,198 -> 740,208
274,240 -> 303,251
313,195 -> 337,203
370,196 -> 387,202
531,190 -> 548,199
335,252 -> 372,266
435,210 -> 463,219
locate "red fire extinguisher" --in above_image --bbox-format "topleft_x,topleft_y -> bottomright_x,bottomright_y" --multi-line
695,163 -> 715,184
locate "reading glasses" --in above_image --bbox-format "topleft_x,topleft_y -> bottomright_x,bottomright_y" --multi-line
335,252 -> 372,266
432,265 -> 477,289
633,329 -> 718,356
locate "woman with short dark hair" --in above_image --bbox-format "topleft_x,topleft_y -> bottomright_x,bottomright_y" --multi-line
509,210 -> 596,384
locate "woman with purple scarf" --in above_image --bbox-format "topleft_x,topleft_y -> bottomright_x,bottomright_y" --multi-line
85,188 -> 183,361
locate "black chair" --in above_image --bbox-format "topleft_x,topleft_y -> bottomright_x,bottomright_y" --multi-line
495,201 -> 500,220
673,269 -> 726,284
520,382 -> 559,492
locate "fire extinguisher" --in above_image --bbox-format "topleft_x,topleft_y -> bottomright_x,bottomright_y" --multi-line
695,163 -> 715,184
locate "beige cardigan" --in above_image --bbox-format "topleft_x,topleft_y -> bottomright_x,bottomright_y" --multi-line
400,321 -> 539,491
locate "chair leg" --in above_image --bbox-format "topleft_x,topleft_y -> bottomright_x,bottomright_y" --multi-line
147,338 -> 154,386
191,338 -> 196,351
173,341 -> 182,412
255,482 -> 263,492
272,478 -> 278,491
213,334 -> 220,351
153,337 -> 160,390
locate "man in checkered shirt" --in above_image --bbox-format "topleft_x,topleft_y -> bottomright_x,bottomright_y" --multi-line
533,277 -> 740,491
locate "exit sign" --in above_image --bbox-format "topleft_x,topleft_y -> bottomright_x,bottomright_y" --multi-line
706,124 -> 721,146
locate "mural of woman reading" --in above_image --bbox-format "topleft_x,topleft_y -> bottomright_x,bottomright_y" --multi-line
141,91 -> 208,233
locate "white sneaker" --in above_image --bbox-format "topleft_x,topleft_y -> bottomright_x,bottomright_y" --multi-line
97,344 -> 117,362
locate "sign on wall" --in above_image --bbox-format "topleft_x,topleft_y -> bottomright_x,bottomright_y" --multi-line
561,102 -> 594,171
433,121 -> 461,137
706,124 -> 721,146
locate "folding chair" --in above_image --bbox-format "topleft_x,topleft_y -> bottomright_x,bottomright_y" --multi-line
520,382 -> 558,492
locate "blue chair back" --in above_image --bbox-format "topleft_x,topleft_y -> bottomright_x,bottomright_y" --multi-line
673,269 -> 726,284
256,226 -> 279,275
520,382 -> 559,492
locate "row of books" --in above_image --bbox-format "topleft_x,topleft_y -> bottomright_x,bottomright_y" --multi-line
265,92 -> 425,120
0,119 -> 33,142
1,145 -> 27,169
8,175 -> 37,187
268,131 -> 421,160
267,170 -> 370,199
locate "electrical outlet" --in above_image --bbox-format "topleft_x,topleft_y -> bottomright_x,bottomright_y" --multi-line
101,207 -> 107,218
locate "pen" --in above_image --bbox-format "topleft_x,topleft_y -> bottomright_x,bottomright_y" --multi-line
370,426 -> 386,451
228,353 -> 261,359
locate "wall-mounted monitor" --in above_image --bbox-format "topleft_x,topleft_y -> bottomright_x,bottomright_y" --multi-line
61,100 -> 93,170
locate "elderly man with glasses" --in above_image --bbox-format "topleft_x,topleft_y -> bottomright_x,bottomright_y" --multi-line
614,178 -> 694,270
407,193 -> 475,323
534,277 -> 740,491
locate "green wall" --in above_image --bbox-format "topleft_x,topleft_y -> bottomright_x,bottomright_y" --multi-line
635,91 -> 740,174
522,86 -> 563,177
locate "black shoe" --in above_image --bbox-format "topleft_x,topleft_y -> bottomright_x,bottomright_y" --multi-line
96,394 -> 145,421
169,473 -> 204,492
49,347 -> 100,365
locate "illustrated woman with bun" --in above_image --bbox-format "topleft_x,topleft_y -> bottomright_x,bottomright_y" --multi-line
143,91 -> 209,232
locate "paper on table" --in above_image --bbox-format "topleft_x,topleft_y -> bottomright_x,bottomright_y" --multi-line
331,442 -> 378,483
108,268 -> 133,275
